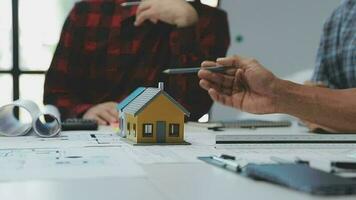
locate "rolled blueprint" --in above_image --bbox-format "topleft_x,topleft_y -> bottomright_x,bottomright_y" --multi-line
0,100 -> 61,137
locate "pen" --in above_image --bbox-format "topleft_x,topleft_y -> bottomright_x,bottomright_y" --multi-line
163,65 -> 234,75
211,155 -> 243,172
121,1 -> 140,7
331,162 -> 356,170
121,0 -> 195,7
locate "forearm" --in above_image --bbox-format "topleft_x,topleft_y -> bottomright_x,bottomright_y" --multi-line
275,79 -> 356,133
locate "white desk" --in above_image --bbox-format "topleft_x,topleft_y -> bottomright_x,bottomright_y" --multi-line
0,122 -> 355,200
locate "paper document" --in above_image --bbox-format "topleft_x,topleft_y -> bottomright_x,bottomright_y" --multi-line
0,99 -> 61,137
0,147 -> 146,181
0,132 -> 123,149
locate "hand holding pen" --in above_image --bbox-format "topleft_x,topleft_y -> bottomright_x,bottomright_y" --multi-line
197,56 -> 280,114
163,65 -> 235,74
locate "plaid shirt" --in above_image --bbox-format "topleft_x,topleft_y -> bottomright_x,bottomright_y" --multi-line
44,0 -> 230,121
312,0 -> 356,89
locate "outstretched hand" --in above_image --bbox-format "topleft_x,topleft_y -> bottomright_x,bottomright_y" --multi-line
198,55 -> 280,114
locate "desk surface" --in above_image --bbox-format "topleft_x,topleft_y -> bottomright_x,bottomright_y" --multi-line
0,122 -> 355,200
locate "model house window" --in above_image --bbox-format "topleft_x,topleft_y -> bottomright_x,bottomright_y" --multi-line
143,124 -> 153,137
127,122 -> 130,135
169,124 -> 180,137
133,124 -> 136,137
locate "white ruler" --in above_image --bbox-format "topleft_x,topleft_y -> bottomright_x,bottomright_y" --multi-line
216,134 -> 356,144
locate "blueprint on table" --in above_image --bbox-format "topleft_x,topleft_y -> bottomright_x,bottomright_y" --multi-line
0,147 -> 145,181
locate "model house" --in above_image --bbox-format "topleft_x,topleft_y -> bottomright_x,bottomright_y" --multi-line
117,83 -> 190,144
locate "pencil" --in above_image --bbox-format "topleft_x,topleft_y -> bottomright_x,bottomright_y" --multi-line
162,65 -> 234,75
121,1 -> 140,7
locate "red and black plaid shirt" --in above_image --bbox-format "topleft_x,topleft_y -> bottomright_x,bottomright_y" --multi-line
44,0 -> 230,121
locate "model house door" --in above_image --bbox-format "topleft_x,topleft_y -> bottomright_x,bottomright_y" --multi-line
156,121 -> 166,143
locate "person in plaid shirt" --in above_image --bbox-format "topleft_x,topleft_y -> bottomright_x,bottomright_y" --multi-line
311,0 -> 356,89
198,0 -> 356,133
44,0 -> 230,125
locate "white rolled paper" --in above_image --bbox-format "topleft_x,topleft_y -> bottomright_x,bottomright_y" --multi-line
0,100 -> 61,137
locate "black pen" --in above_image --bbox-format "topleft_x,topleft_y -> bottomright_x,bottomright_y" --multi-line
210,155 -> 243,172
331,162 -> 356,170
163,65 -> 234,75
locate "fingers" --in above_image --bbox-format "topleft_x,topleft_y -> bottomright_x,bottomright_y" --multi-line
199,79 -> 217,92
84,114 -> 107,126
199,61 -> 248,96
216,55 -> 247,73
198,69 -> 235,90
234,68 -> 249,92
135,2 -> 158,26
94,116 -> 108,126
199,56 -> 255,110
108,108 -> 119,120
85,110 -> 116,126
201,60 -> 237,76
149,17 -> 159,24
199,56 -> 252,92
96,110 -> 115,123
135,9 -> 158,26
102,103 -> 119,123
201,61 -> 217,68
201,80 -> 245,110
200,79 -> 233,95
136,0 -> 151,14
216,55 -> 240,67
83,103 -> 119,126
208,88 -> 233,107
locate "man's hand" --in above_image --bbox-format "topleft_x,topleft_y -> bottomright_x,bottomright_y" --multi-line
83,102 -> 119,125
135,0 -> 198,28
198,55 -> 280,114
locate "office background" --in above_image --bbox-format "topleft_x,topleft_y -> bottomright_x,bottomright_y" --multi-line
0,0 -> 340,120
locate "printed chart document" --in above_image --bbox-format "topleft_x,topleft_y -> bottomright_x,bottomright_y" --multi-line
0,99 -> 61,137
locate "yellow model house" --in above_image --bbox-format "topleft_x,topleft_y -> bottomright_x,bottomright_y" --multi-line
117,83 -> 190,145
